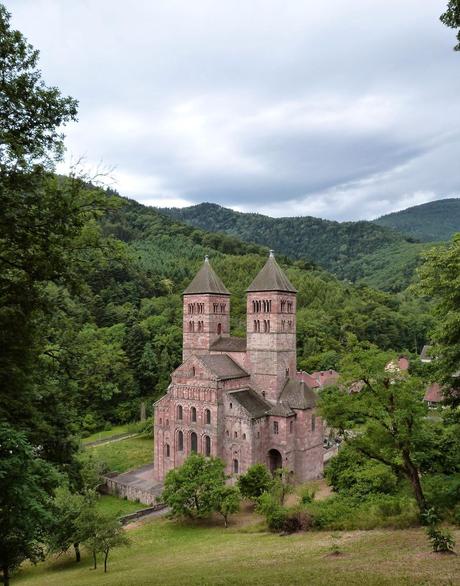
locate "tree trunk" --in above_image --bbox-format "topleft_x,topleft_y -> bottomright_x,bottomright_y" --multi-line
73,543 -> 81,562
224,514 -> 228,528
2,565 -> 10,586
92,550 -> 97,570
402,449 -> 426,514
104,549 -> 109,573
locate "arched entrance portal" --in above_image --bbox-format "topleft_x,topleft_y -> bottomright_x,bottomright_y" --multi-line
268,449 -> 282,474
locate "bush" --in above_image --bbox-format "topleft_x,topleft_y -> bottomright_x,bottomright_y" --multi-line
299,486 -> 316,505
326,446 -> 397,497
426,525 -> 456,553
238,464 -> 273,501
305,494 -> 418,530
282,508 -> 313,533
423,474 -> 460,514
256,492 -> 287,532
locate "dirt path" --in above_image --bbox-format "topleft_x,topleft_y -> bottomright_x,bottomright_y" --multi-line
85,432 -> 140,447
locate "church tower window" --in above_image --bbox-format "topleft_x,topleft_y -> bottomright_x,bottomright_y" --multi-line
217,323 -> 222,334
191,432 -> 198,452
273,421 -> 279,435
166,443 -> 170,457
178,430 -> 184,451
204,435 -> 211,456
233,459 -> 239,474
177,405 -> 183,420
191,407 -> 197,422
205,409 -> 211,424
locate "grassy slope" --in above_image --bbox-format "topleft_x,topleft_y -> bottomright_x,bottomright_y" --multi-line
96,494 -> 145,517
88,435 -> 153,473
16,517 -> 460,586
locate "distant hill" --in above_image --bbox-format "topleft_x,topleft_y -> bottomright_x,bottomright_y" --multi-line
373,198 -> 460,242
161,203 -> 428,291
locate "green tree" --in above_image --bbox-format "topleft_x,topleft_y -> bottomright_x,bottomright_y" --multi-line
76,509 -> 129,572
211,485 -> 241,527
417,234 -> 460,402
237,464 -> 273,502
441,1 -> 460,51
0,424 -> 59,586
47,487 -> 89,563
162,453 -> 226,518
319,346 -> 431,515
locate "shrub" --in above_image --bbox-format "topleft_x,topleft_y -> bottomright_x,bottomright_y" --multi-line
256,492 -> 286,532
306,494 -> 418,530
426,525 -> 456,553
238,464 -> 273,501
300,486 -> 316,505
282,508 -> 313,533
326,445 -> 397,497
423,474 -> 460,514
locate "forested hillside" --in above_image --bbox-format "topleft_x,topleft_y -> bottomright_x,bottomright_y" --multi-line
67,193 -> 432,431
161,203 -> 429,291
373,198 -> 460,242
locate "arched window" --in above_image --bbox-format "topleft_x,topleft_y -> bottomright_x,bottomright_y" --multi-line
289,420 -> 294,434
267,320 -> 270,332
273,421 -> 279,435
178,430 -> 184,451
233,459 -> 239,474
205,409 -> 211,424
192,366 -> 196,376
234,431 -> 238,439
252,300 -> 256,313
191,406 -> 197,422
221,304 -> 226,313
166,443 -> 170,457
253,320 -> 257,332
311,414 -> 316,432
191,432 -> 198,453
177,405 -> 183,420
204,435 -> 211,456
217,323 -> 222,335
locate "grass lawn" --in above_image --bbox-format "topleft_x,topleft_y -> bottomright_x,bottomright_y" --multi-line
88,434 -> 153,473
15,515 -> 460,586
82,424 -> 132,444
96,494 -> 147,518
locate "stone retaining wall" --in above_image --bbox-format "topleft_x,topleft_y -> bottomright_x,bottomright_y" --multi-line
101,474 -> 160,506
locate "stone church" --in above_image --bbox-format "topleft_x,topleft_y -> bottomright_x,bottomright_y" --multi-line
153,252 -> 324,483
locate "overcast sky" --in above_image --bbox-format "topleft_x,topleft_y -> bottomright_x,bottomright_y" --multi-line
7,0 -> 460,220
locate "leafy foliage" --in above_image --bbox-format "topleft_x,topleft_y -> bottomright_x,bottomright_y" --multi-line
162,453 -> 226,518
441,0 -> 460,51
0,424 -> 59,586
237,463 -> 273,501
374,198 -> 460,243
162,202 -> 424,291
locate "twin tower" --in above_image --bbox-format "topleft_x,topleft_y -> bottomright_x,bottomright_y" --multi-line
182,251 -> 297,402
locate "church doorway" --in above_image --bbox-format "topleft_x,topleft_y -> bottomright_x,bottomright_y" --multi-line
268,449 -> 282,474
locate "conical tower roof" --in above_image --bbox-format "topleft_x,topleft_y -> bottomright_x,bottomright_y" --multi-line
183,256 -> 230,295
246,251 -> 296,293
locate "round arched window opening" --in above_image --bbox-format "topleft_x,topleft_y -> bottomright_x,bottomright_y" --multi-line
190,431 -> 198,453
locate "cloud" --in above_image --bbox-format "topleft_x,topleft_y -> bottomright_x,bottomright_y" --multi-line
8,0 -> 460,220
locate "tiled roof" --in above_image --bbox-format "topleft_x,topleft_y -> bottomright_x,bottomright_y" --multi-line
198,354 -> 248,380
424,382 -> 443,403
229,388 -> 271,418
246,252 -> 296,293
210,336 -> 247,352
183,257 -> 230,295
278,378 -> 317,410
269,403 -> 295,416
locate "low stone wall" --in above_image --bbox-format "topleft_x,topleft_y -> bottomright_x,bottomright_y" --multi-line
101,476 -> 158,505
119,503 -> 168,526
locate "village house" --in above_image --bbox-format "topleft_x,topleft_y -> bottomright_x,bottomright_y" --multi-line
153,252 -> 324,482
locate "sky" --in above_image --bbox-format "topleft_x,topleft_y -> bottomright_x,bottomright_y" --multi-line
7,0 -> 460,220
